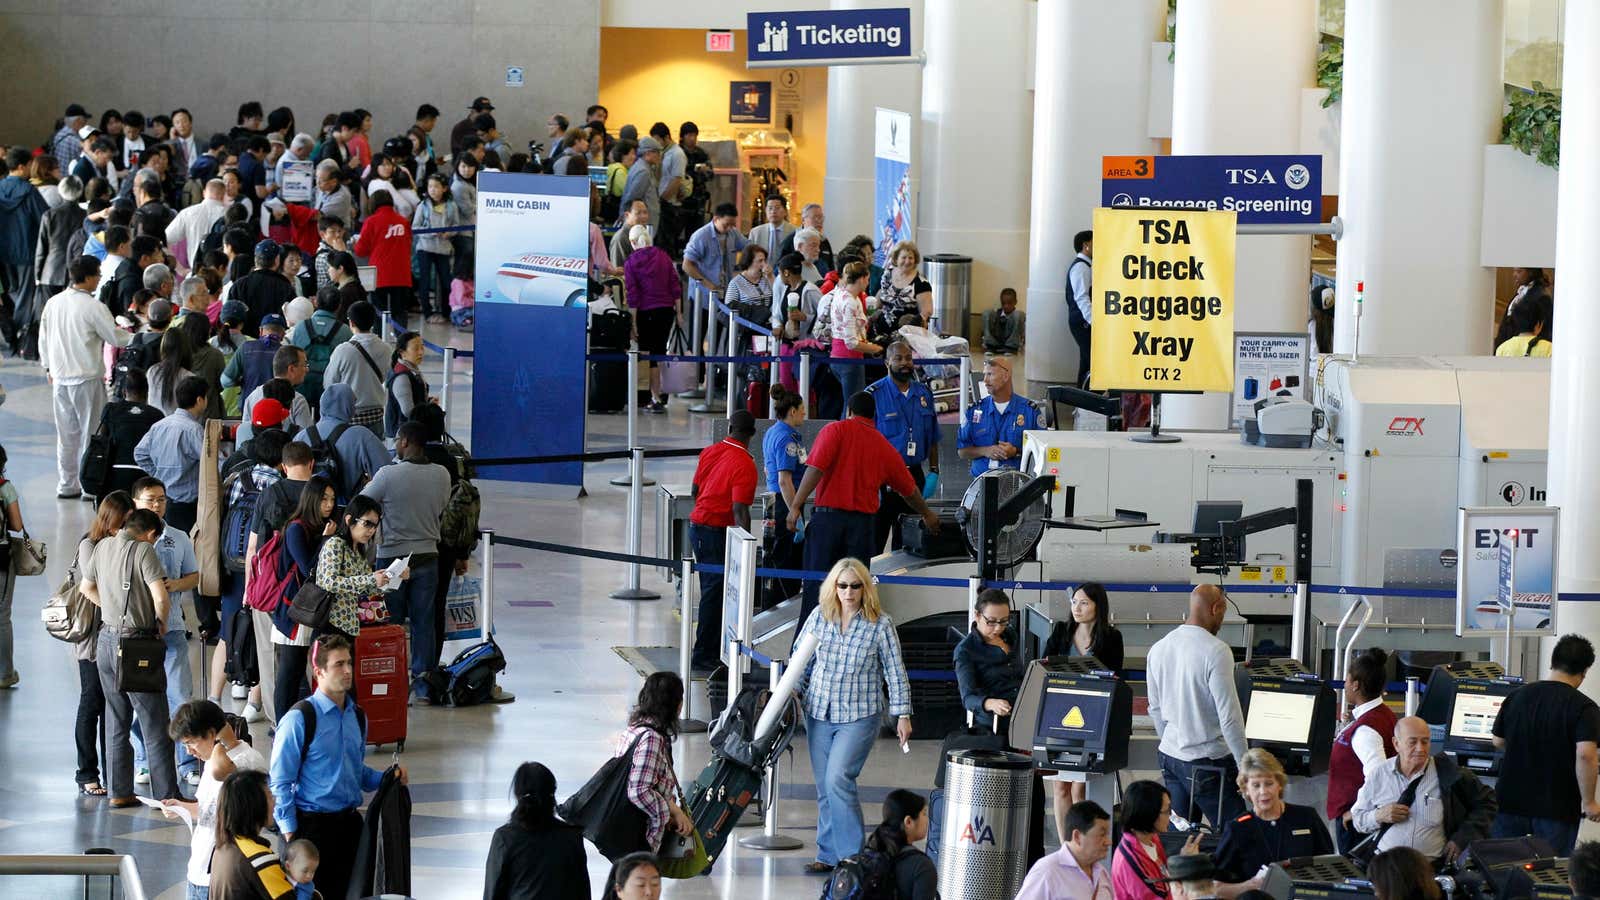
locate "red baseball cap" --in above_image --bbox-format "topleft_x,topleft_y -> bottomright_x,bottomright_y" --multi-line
251,398 -> 291,429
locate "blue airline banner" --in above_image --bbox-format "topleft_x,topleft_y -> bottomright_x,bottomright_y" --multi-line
747,7 -> 913,66
473,172 -> 589,490
1101,155 -> 1323,226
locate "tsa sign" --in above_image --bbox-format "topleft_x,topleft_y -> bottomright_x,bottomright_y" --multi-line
505,66 -> 524,87
1102,155 -> 1323,226
1455,506 -> 1560,637
747,7 -> 913,67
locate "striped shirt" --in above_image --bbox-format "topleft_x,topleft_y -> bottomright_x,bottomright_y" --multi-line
798,607 -> 913,723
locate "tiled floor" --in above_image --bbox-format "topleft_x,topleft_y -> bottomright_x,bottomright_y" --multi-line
0,330 -> 996,899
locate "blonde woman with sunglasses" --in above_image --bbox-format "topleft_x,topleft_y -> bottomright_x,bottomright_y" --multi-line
796,557 -> 913,875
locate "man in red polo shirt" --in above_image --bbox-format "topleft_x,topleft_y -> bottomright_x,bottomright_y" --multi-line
786,390 -> 940,631
689,410 -> 760,671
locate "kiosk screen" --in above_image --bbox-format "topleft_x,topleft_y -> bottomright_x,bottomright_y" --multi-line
1449,692 -> 1505,742
1245,690 -> 1317,745
1037,685 -> 1112,747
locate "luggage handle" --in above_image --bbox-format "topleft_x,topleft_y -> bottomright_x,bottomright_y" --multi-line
965,709 -> 1001,734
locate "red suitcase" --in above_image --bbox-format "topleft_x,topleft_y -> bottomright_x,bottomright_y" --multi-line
355,625 -> 409,751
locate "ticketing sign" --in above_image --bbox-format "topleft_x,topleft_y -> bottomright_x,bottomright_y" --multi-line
747,7 -> 913,67
1090,207 -> 1237,392
1102,155 -> 1323,226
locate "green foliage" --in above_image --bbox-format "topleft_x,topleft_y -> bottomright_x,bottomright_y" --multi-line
1316,43 -> 1343,108
1167,0 -> 1176,62
1502,82 -> 1562,169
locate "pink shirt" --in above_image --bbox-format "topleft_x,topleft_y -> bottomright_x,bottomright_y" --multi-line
1110,831 -> 1170,900
1015,847 -> 1114,900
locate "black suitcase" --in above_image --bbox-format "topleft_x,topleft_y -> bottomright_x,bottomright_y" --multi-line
588,309 -> 631,413
900,511 -> 968,560
685,756 -> 765,864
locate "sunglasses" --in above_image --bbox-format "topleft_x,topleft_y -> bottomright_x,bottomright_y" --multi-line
354,518 -> 380,529
835,581 -> 865,591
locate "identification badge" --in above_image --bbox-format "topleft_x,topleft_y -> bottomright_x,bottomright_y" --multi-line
1016,414 -> 1025,427
1292,829 -> 1311,836
972,410 -> 983,423
905,440 -> 917,457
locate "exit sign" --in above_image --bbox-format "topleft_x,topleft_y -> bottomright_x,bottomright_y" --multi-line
707,29 -> 734,52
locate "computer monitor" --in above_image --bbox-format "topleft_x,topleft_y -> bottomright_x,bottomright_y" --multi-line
1037,684 -> 1113,750
1448,691 -> 1506,743
1027,666 -> 1132,773
1245,690 -> 1317,745
1193,500 -> 1244,534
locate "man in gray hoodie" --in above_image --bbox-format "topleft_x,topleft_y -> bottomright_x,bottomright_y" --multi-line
321,300 -> 392,436
296,384 -> 390,501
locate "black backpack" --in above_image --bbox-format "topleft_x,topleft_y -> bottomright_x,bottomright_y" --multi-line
821,845 -> 900,900
111,332 -> 161,399
225,604 -> 258,686
79,416 -> 115,498
306,422 -> 353,496
709,681 -> 799,770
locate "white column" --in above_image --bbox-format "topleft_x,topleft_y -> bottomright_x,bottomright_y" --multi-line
918,0 -> 1032,337
823,0 -> 923,243
1163,0 -> 1317,429
1332,0 -> 1501,356
1548,3 -> 1600,701
1024,0 -> 1166,389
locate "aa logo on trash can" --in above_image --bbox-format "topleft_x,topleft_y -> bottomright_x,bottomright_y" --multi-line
959,815 -> 996,846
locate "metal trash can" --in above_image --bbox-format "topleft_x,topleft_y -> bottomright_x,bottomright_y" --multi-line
924,253 -> 972,337
937,749 -> 1034,900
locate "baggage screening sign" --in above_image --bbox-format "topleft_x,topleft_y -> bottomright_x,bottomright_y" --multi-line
473,172 -> 590,493
1102,155 -> 1322,226
1090,208 -> 1236,392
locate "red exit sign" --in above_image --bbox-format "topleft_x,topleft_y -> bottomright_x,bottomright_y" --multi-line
707,29 -> 734,52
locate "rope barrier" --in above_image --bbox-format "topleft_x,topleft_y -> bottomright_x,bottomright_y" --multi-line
471,446 -> 703,467
586,351 -> 965,366
382,314 -> 475,357
411,224 -> 475,235
735,643 -> 775,668
713,297 -> 775,336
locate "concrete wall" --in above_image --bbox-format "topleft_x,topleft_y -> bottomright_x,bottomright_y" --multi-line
0,0 -> 599,152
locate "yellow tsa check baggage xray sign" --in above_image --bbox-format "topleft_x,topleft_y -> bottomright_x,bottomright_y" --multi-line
1090,207 -> 1237,392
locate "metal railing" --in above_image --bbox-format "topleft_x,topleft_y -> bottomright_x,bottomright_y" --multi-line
0,853 -> 148,900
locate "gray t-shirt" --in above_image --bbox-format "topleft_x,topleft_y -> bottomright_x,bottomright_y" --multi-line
83,531 -> 167,632
359,458 -> 451,559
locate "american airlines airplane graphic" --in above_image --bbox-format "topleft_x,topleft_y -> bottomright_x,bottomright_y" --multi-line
493,252 -> 589,306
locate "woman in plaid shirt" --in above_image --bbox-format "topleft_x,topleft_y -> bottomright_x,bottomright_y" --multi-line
614,672 -> 693,853
797,557 -> 914,874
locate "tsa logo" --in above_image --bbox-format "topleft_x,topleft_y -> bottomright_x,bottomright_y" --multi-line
1284,164 -> 1312,190
757,19 -> 789,53
959,815 -> 996,846
1111,192 -> 1134,207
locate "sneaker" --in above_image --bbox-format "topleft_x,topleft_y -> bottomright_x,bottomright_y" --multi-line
242,703 -> 265,723
645,401 -> 667,415
134,768 -> 151,785
183,770 -> 203,787
57,490 -> 82,500
0,672 -> 17,689
231,684 -> 247,700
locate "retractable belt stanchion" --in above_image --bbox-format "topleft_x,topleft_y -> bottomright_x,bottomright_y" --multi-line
610,349 -> 655,487
440,347 -> 455,432
680,283 -> 706,400
738,657 -> 803,851
799,353 -> 812,412
767,346 -> 779,419
677,557 -> 708,734
725,310 -> 738,418
479,528 -> 496,637
609,447 -> 660,600
689,290 -> 721,414
958,354 -> 972,421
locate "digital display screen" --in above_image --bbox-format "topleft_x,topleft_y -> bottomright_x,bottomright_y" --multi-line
1449,692 -> 1505,742
1244,690 -> 1316,745
1036,684 -> 1112,748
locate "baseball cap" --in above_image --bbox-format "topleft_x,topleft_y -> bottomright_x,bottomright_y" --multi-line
251,398 -> 291,428
65,103 -> 89,118
148,299 -> 174,327
254,239 -> 282,264
220,300 -> 249,325
470,96 -> 495,111
267,131 -> 286,146
78,124 -> 100,141
259,313 -> 287,331
638,136 -> 662,153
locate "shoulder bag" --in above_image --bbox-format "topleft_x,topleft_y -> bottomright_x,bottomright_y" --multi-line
288,574 -> 336,628
114,543 -> 167,694
556,731 -> 652,862
7,530 -> 45,576
41,553 -> 99,644
1346,770 -> 1425,869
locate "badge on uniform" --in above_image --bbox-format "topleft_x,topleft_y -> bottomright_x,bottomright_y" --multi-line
920,396 -> 928,408
786,441 -> 802,459
972,410 -> 983,423
1016,414 -> 1025,427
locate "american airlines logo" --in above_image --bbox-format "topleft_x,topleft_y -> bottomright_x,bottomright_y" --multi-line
1386,417 -> 1425,436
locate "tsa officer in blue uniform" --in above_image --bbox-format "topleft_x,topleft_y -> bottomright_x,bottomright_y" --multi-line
958,355 -> 1043,477
866,340 -> 940,551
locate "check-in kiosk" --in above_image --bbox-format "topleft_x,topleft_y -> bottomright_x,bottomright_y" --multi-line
1026,663 -> 1133,775
1459,836 -> 1562,900
1416,660 -> 1505,728
1234,659 -> 1337,776
1266,856 -> 1376,900
1442,677 -> 1523,775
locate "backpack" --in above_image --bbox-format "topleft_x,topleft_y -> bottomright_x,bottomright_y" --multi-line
78,415 -> 115,498
243,529 -> 296,613
420,639 -> 506,707
438,478 -> 481,549
821,846 -> 899,900
201,213 -> 229,256
301,316 -> 341,397
110,332 -> 161,399
306,422 -> 353,496
709,681 -> 800,770
225,604 -> 258,686
221,469 -> 263,573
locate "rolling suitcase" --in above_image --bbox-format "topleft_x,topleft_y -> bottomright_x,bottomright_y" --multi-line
684,756 -> 765,864
355,624 -> 409,750
589,309 -> 630,413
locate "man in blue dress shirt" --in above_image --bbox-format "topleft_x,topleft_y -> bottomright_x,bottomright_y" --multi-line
866,341 -> 940,551
957,355 -> 1043,477
133,375 -> 209,533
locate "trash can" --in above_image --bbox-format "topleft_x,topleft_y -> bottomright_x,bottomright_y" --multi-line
937,749 -> 1035,900
924,253 -> 972,338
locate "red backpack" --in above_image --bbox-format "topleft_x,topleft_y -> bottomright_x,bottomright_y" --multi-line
243,530 -> 298,613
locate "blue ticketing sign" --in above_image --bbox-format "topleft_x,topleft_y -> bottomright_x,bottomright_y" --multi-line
1101,154 -> 1323,225
747,7 -> 913,67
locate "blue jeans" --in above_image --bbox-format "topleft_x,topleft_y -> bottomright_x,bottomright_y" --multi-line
186,882 -> 209,900
1493,812 -> 1580,856
413,250 -> 453,317
1159,751 -> 1244,827
835,358 -> 865,417
133,629 -> 197,776
806,714 -> 880,865
381,557 -> 439,694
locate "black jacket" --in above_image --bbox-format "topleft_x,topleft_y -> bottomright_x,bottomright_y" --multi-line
1044,621 -> 1126,675
351,766 -> 411,899
482,821 -> 591,900
35,200 -> 86,287
131,200 -> 175,241
230,269 -> 296,336
1431,753 -> 1497,850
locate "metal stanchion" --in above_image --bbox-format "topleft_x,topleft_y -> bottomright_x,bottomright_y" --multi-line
679,285 -> 706,400
739,658 -> 803,850
479,528 -> 495,634
610,349 -> 655,487
725,310 -> 738,419
382,313 -> 394,345
958,354 -> 972,421
440,347 -> 455,426
799,352 -> 812,412
610,448 -> 661,600
689,292 -> 721,414
677,558 -> 709,733
768,345 -> 779,419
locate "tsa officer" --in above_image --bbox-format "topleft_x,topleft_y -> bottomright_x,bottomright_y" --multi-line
866,340 -> 940,551
957,355 -> 1043,477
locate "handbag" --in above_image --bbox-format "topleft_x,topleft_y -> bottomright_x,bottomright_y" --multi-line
657,821 -> 710,879
556,731 -> 652,862
41,557 -> 99,644
933,711 -> 1008,789
443,575 -> 483,642
287,579 -> 336,628
8,529 -> 46,577
657,324 -> 700,395
113,545 -> 166,694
